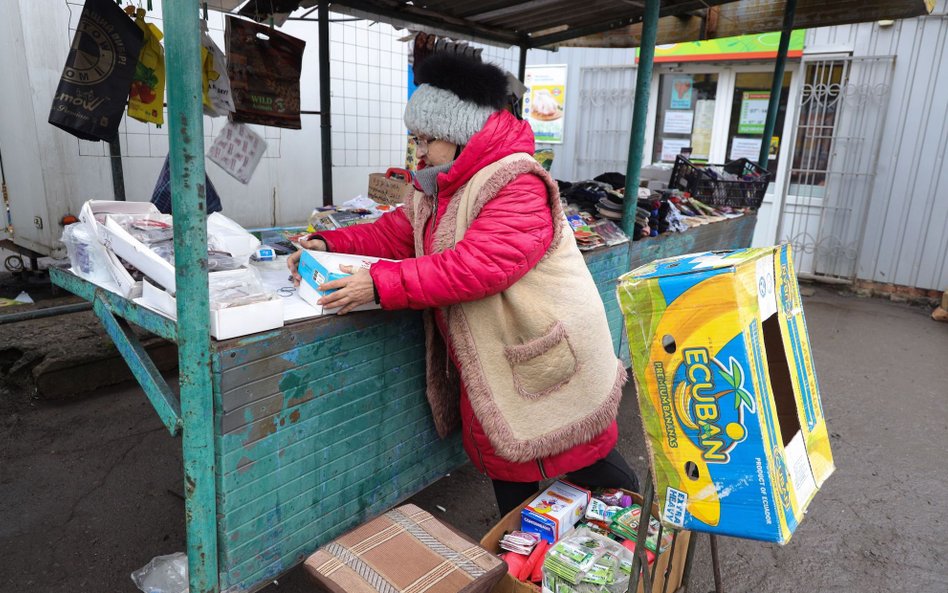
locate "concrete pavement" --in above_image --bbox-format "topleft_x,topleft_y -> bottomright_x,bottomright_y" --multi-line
2,286 -> 946,592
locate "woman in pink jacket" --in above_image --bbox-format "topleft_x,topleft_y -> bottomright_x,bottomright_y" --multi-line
289,54 -> 637,515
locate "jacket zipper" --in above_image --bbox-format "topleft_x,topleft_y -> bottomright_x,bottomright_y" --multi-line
425,195 -> 452,380
538,459 -> 549,480
470,415 -> 487,474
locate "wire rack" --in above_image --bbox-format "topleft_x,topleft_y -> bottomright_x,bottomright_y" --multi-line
61,1 -> 523,173
328,17 -> 409,169
64,0 -> 282,160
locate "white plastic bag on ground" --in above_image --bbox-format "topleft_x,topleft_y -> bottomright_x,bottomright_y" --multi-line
131,552 -> 188,593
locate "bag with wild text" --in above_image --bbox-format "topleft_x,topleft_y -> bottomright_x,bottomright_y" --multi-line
48,0 -> 143,141
225,16 -> 305,129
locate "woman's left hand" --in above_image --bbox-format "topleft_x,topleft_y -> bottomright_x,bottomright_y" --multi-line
318,264 -> 376,315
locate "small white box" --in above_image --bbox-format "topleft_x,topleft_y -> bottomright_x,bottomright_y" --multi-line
521,481 -> 592,543
139,275 -> 284,340
297,250 -> 394,315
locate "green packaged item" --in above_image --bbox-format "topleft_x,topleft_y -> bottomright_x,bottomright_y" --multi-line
610,505 -> 675,553
542,528 -> 634,593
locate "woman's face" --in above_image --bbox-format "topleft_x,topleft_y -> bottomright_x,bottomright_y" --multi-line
415,136 -> 458,166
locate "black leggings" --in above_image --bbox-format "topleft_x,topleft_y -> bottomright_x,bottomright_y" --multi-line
491,448 -> 640,516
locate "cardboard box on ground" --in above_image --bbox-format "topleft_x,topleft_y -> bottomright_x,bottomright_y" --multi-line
617,245 -> 835,543
481,488 -> 691,593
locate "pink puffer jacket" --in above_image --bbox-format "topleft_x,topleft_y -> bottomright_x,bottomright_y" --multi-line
317,111 -> 617,482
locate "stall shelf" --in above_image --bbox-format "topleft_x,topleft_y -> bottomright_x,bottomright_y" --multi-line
49,0 -> 910,589
50,209 -> 755,590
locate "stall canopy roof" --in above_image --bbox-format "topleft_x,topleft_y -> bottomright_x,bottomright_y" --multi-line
207,0 -> 935,48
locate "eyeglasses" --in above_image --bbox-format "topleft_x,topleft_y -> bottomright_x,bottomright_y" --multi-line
412,135 -> 434,150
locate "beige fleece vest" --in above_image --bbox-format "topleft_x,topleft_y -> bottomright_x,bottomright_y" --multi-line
406,153 -> 626,463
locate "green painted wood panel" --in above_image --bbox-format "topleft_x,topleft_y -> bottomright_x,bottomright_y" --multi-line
209,215 -> 757,593
212,309 -> 464,592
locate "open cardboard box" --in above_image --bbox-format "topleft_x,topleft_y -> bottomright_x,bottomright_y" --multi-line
480,489 -> 691,593
138,276 -> 283,341
78,200 -> 160,298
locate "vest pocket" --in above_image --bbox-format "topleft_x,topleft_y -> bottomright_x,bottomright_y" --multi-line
503,321 -> 579,399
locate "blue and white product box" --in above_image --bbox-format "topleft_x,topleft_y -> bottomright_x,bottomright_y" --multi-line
521,480 -> 591,543
297,250 -> 393,315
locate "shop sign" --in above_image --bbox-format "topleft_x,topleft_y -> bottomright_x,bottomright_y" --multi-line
637,30 -> 805,63
523,64 -> 567,144
738,91 -> 770,134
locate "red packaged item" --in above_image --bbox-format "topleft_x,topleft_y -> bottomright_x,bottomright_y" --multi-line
519,539 -> 549,581
529,539 -> 550,583
621,538 -> 656,565
502,551 -> 527,577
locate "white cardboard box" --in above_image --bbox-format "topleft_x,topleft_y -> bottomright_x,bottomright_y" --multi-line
297,250 -> 394,315
80,201 -> 260,297
139,275 -> 284,340
102,216 -> 178,294
521,480 -> 592,543
78,201 -> 162,298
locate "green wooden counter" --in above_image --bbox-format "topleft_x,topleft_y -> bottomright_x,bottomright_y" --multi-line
51,213 -> 755,593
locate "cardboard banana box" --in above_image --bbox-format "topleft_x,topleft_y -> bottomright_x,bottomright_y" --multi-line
617,245 -> 834,543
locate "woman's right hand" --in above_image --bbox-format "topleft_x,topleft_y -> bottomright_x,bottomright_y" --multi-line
287,237 -> 327,286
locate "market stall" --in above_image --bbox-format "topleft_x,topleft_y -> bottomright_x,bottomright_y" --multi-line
41,1 -> 934,593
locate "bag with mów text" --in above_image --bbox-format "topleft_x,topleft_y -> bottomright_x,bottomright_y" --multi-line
48,0 -> 143,141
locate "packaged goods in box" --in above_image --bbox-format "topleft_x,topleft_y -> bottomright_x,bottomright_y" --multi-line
481,488 -> 691,593
521,481 -> 591,544
139,273 -> 283,340
617,245 -> 834,543
297,250 -> 393,315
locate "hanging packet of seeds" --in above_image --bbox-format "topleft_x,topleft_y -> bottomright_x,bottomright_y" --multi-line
225,16 -> 305,129
48,0 -> 144,141
127,8 -> 165,126
207,121 -> 267,184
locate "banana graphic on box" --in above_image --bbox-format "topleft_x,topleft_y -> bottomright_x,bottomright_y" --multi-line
645,275 -> 743,527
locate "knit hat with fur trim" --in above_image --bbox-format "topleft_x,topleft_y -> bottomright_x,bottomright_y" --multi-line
404,54 -> 509,146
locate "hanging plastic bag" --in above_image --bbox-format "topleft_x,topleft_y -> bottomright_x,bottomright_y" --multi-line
201,22 -> 235,117
61,221 -> 114,287
128,8 -> 166,126
207,121 -> 267,184
226,16 -> 305,129
48,0 -> 144,141
207,212 -> 261,263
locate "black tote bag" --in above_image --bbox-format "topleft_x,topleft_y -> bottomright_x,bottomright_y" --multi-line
48,0 -> 144,141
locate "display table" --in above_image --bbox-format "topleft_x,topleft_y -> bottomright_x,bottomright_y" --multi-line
50,212 -> 756,593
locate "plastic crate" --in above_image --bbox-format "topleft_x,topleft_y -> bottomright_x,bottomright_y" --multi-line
668,155 -> 771,209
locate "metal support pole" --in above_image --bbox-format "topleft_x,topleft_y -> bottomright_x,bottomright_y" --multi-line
709,534 -> 724,593
108,138 -> 127,201
517,45 -> 528,82
628,472 -> 655,593
319,1 -> 334,206
623,0 -> 660,237
0,302 -> 92,325
162,1 -> 218,592
758,0 -> 797,168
